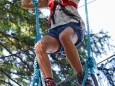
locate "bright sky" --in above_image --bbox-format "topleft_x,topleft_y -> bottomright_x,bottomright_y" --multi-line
78,0 -> 115,63
79,0 -> 115,38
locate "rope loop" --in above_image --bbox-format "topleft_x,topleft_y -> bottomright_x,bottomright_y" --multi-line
86,57 -> 96,69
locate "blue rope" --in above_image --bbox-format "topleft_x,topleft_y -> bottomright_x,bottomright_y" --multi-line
0,72 -> 5,74
31,0 -> 45,86
32,0 -> 41,43
82,0 -> 96,86
84,0 -> 91,57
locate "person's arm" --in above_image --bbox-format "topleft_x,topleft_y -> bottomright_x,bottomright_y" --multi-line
22,0 -> 48,9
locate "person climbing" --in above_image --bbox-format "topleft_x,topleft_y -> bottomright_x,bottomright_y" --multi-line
22,0 -> 92,86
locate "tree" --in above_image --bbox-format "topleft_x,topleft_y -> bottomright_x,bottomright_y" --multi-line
97,55 -> 115,86
0,0 -> 114,86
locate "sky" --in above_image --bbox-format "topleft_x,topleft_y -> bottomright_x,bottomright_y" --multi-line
79,0 -> 115,35
78,0 -> 115,63
41,0 -> 115,63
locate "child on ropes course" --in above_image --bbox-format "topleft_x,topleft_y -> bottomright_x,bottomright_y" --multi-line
22,0 -> 92,86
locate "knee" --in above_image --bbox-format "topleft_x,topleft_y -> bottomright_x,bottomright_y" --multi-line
59,33 -> 69,44
35,40 -> 47,54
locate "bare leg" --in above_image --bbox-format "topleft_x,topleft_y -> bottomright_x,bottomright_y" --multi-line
35,36 -> 60,78
59,27 -> 83,74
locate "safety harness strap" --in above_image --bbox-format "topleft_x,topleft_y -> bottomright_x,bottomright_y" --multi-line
61,0 -> 78,9
48,0 -> 78,24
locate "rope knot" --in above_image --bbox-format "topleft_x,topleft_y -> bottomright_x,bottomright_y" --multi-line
86,57 -> 96,70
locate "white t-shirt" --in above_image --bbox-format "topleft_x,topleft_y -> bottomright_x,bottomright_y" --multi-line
50,0 -> 85,30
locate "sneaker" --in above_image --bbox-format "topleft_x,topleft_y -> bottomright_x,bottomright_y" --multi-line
45,78 -> 57,86
77,73 -> 93,86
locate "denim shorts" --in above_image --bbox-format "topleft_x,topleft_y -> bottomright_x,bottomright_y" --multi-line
47,22 -> 84,52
